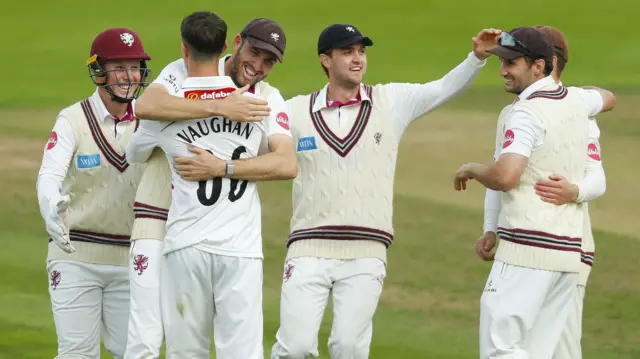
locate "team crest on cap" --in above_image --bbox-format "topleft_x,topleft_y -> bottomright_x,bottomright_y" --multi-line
346,26 -> 355,32
270,32 -> 280,42
120,32 -> 134,47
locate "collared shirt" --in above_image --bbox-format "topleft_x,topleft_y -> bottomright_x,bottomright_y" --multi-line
36,89 -> 136,218
307,51 -> 487,138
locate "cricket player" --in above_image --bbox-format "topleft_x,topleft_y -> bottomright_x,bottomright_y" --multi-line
125,12 -> 296,359
124,16 -> 284,359
36,28 -> 151,358
265,24 -> 498,359
453,26 -> 615,359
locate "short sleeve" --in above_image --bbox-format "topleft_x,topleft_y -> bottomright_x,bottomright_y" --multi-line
572,87 -> 604,118
499,106 -> 544,158
152,59 -> 188,95
264,91 -> 292,138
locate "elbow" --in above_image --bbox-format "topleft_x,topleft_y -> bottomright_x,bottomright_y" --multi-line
601,91 -> 617,112
280,161 -> 298,180
496,175 -> 519,192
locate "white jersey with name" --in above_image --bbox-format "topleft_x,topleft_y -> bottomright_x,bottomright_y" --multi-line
126,76 -> 291,258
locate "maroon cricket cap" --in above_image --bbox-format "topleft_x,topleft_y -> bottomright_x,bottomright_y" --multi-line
240,18 -> 286,62
90,28 -> 151,62
488,26 -> 554,64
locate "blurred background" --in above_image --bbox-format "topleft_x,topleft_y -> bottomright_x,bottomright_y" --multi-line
0,0 -> 637,357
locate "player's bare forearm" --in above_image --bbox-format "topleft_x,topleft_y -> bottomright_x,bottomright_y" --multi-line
134,85 -> 219,121
466,155 -> 526,192
466,163 -> 507,191
231,151 -> 297,181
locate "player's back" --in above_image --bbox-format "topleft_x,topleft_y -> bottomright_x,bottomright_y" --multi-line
158,76 -> 267,258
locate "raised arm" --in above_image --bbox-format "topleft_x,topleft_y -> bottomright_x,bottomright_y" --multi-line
386,29 -> 501,136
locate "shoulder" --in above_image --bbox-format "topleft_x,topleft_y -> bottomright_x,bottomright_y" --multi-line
160,58 -> 187,74
58,98 -> 89,125
285,93 -> 313,108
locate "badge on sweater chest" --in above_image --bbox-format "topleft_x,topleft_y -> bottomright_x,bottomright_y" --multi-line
77,154 -> 101,169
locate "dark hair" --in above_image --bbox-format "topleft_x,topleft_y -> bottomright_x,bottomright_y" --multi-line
524,56 -> 553,76
181,11 -> 227,61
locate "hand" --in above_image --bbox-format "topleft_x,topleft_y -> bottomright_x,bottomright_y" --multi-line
46,195 -> 75,253
535,174 -> 579,205
214,85 -> 271,122
472,28 -> 502,60
454,164 -> 474,191
174,146 -> 225,181
476,232 -> 497,261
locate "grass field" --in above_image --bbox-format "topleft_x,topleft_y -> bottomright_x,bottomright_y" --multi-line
1,0 -> 639,358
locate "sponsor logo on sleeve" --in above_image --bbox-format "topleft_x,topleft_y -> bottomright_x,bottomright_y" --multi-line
587,142 -> 601,161
276,112 -> 289,130
46,131 -> 58,150
502,129 -> 514,149
77,154 -> 101,169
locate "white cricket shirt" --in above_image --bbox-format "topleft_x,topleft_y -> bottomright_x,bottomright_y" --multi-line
126,76 -> 291,258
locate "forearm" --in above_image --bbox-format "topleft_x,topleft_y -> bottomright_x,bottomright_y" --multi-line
135,87 -> 218,121
230,152 -> 297,181
432,52 -> 486,105
576,166 -> 606,202
36,174 -> 63,220
468,163 -> 507,191
483,189 -> 501,233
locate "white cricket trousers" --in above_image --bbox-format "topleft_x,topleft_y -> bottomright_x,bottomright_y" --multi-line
480,260 -> 578,359
161,246 -> 263,359
47,259 -> 129,359
124,239 -> 164,359
552,285 -> 586,359
271,257 -> 386,359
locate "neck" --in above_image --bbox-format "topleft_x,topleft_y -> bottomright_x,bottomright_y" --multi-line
98,88 -> 128,118
551,72 -> 560,84
326,79 -> 360,104
187,59 -> 220,78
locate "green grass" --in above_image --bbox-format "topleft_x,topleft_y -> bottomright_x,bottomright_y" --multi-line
1,0 -> 639,358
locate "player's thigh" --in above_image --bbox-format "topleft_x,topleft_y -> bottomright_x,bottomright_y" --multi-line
328,258 -> 385,356
101,264 -> 130,358
211,255 -> 264,359
47,260 -> 103,358
552,285 -> 584,359
527,272 -> 579,359
161,247 -> 214,359
479,260 -> 554,358
275,257 -> 333,353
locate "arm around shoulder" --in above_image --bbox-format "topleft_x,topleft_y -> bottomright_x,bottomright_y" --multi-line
580,86 -> 616,113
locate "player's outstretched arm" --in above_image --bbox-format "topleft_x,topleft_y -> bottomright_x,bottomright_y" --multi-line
174,134 -> 297,182
135,84 -> 270,122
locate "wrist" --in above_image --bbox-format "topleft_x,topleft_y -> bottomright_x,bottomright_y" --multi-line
569,183 -> 580,203
208,100 -> 224,118
224,160 -> 235,178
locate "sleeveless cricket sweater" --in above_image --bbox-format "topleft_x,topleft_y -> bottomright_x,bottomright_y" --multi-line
47,98 -> 144,266
285,84 -> 397,263
131,148 -> 171,241
496,84 -> 590,273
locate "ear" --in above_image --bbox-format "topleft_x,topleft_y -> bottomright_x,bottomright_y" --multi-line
222,40 -> 228,54
319,53 -> 331,70
534,59 -> 546,76
233,34 -> 242,51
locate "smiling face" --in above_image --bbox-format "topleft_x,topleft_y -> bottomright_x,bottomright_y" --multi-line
498,56 -> 545,95
228,35 -> 278,87
102,59 -> 143,99
321,43 -> 367,87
